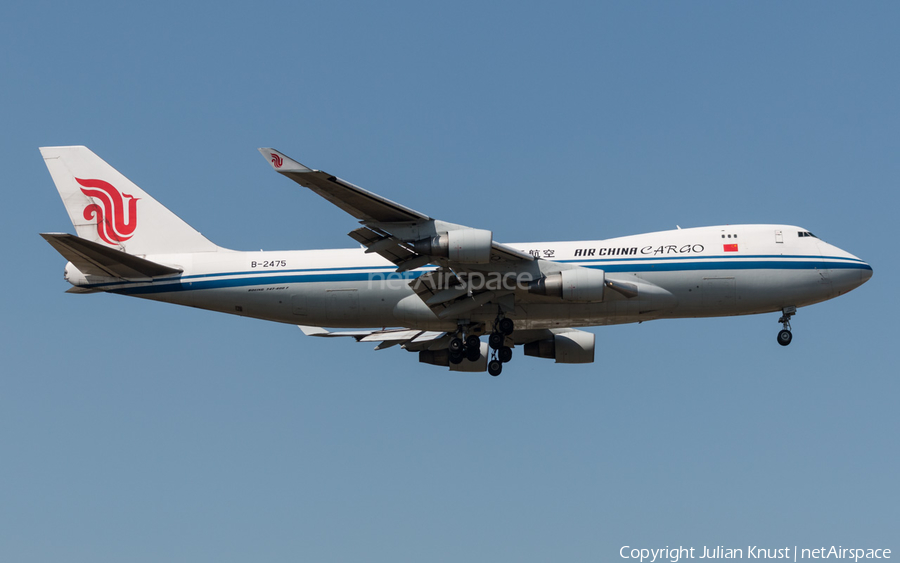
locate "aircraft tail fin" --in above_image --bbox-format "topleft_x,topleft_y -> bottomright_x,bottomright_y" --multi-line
40,146 -> 219,255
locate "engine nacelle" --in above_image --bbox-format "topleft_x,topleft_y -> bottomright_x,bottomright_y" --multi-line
528,268 -> 606,302
413,228 -> 493,264
524,330 -> 595,364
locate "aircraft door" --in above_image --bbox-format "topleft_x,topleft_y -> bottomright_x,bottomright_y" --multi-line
702,277 -> 736,310
291,294 -> 308,316
325,289 -> 360,324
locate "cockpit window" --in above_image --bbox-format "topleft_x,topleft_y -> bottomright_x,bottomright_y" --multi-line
798,231 -> 817,238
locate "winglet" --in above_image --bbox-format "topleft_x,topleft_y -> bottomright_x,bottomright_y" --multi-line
258,148 -> 312,173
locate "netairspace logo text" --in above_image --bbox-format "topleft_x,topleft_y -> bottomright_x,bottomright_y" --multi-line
620,545 -> 891,563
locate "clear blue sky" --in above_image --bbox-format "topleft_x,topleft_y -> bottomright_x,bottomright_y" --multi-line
1,2 -> 896,561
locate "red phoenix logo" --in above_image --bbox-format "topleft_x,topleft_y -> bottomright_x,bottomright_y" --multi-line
76,177 -> 140,245
271,153 -> 283,168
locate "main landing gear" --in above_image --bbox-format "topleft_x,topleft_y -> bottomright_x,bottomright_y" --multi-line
446,315 -> 515,376
487,316 -> 515,376
777,306 -> 796,346
448,333 -> 482,364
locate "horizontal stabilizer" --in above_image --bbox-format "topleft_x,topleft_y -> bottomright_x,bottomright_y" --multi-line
41,233 -> 182,280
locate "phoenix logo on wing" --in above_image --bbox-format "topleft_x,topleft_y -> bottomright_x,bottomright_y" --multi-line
76,177 -> 140,245
271,153 -> 283,168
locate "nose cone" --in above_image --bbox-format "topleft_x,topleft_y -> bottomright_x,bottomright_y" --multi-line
830,251 -> 872,295
819,239 -> 871,295
860,262 -> 873,284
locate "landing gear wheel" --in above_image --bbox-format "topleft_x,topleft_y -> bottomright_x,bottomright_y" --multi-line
449,350 -> 464,364
498,346 -> 512,363
777,329 -> 793,346
449,337 -> 464,354
465,335 -> 481,350
465,345 -> 482,362
776,306 -> 796,347
489,332 -> 504,350
488,360 -> 502,376
498,318 -> 514,336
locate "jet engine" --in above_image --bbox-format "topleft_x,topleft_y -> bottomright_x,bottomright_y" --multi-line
523,330 -> 595,363
528,268 -> 606,302
413,229 -> 493,264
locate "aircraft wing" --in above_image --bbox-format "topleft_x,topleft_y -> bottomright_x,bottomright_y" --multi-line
259,148 -> 535,271
298,325 -> 449,351
258,148 -> 429,223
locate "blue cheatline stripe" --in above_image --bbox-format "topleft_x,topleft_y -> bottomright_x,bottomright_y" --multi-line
558,253 -> 868,264
92,254 -> 867,292
177,264 -> 399,281
86,252 -> 865,291
101,257 -> 871,296
85,265 -> 409,290
111,271 -> 415,295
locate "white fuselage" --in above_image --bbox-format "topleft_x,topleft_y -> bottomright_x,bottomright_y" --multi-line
70,224 -> 871,331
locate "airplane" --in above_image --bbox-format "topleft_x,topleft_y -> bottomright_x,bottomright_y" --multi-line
40,146 -> 873,376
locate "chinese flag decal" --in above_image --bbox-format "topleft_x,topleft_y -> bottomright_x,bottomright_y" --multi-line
724,244 -> 739,252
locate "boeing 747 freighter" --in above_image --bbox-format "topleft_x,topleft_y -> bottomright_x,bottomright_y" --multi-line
41,146 -> 872,375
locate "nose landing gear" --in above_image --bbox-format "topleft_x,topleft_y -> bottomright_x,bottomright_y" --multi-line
777,306 -> 796,346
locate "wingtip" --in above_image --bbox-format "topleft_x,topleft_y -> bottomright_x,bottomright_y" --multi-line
258,147 -> 312,173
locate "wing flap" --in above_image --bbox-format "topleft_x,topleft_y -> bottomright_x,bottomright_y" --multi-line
348,226 -> 418,265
